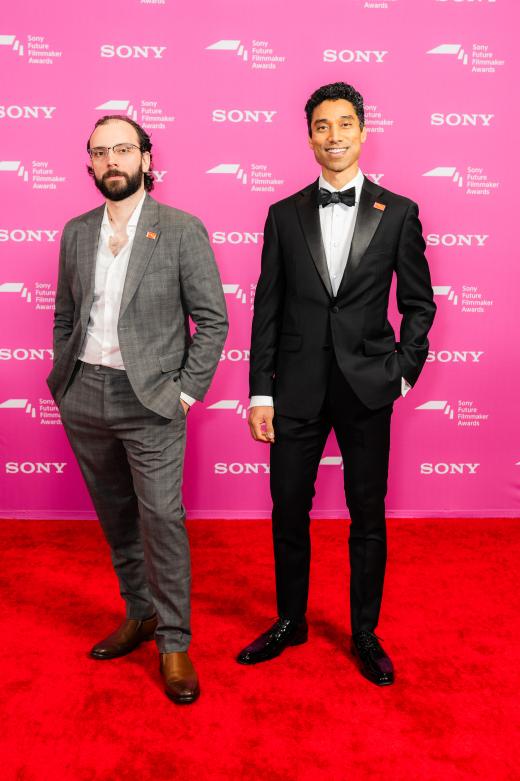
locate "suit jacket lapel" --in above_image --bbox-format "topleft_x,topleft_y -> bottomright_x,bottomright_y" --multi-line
119,195 -> 161,317
337,177 -> 385,296
295,180 -> 333,298
78,206 -> 104,328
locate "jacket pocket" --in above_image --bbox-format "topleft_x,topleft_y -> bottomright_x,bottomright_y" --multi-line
279,333 -> 302,352
159,349 -> 186,372
362,335 -> 397,356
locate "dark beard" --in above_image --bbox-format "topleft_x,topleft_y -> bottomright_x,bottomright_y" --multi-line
94,168 -> 143,201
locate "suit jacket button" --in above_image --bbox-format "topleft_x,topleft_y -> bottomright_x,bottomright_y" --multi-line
330,305 -> 339,313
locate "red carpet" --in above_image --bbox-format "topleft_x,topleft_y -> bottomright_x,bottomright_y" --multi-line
2,519 -> 519,781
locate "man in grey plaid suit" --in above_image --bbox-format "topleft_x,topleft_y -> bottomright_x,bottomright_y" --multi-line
47,116 -> 228,704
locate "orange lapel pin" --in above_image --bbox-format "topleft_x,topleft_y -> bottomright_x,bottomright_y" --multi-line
373,202 -> 386,211
146,231 -> 157,240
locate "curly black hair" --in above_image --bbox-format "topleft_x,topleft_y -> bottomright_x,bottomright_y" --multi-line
305,82 -> 364,136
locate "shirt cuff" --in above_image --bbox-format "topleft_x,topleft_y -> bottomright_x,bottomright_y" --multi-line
180,392 -> 196,406
249,395 -> 274,408
401,377 -> 412,398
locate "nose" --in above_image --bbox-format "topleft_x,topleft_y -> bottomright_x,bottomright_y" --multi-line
328,125 -> 341,143
106,147 -> 119,165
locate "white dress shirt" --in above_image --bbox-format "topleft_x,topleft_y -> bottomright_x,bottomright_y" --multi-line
80,193 -> 195,406
318,169 -> 364,296
250,170 -> 410,408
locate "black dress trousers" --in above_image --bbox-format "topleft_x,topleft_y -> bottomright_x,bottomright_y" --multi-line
269,357 -> 393,634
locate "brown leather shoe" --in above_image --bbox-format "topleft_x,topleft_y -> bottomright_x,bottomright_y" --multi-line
89,615 -> 157,660
160,652 -> 200,704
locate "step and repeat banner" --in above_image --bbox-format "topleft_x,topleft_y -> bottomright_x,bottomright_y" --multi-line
1,0 -> 517,518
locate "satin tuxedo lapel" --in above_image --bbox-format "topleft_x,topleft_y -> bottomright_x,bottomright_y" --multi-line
295,180 -> 333,298
337,177 -> 385,297
78,207 -> 104,329
119,195 -> 161,317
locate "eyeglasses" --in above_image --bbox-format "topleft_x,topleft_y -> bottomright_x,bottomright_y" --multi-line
88,143 -> 142,161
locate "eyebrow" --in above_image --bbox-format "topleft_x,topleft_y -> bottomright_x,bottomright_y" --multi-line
313,114 -> 356,125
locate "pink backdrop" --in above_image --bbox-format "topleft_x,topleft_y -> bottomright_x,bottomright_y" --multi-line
1,0 -> 517,518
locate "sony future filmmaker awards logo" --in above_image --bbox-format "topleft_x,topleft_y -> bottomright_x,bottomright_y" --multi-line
432,285 -> 493,314
426,43 -> 505,72
222,284 -> 248,305
364,106 -> 394,134
0,33 -> 63,65
213,457 -> 343,476
361,0 -> 398,9
422,166 -> 499,196
207,399 -> 249,420
0,397 -> 61,425
205,39 -> 286,70
222,283 -> 257,309
206,162 -> 285,194
415,399 -> 489,427
0,281 -> 56,310
0,159 -> 66,191
95,99 -> 174,131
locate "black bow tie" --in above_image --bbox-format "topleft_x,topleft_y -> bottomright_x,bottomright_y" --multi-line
318,186 -> 356,208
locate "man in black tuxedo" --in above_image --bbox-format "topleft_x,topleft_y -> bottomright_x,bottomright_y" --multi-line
236,82 -> 436,685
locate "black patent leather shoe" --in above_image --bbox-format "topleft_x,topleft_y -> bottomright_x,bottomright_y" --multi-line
351,630 -> 394,686
236,618 -> 308,665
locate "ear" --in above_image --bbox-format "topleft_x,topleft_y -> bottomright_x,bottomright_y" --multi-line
360,126 -> 367,144
307,134 -> 314,149
141,150 -> 151,172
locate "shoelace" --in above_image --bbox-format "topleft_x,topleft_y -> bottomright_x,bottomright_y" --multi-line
355,631 -> 384,653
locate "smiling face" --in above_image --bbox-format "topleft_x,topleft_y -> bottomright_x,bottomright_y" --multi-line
88,119 -> 150,202
308,99 -> 367,186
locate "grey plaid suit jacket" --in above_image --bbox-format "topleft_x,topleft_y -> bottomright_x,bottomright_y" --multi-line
47,194 -> 228,418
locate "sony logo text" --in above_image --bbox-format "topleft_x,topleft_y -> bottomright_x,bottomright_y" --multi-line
220,350 -> 250,362
426,351 -> 483,363
431,113 -> 495,127
5,462 -> 67,474
0,349 -> 53,361
212,110 -> 277,123
100,45 -> 167,59
215,463 -> 270,475
0,106 -> 56,120
420,463 -> 479,475
0,229 -> 59,242
212,231 -> 263,245
427,234 -> 488,247
323,49 -> 388,63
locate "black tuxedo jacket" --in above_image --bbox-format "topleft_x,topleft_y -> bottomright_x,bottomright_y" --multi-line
249,176 -> 436,417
